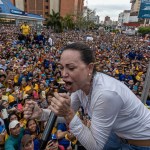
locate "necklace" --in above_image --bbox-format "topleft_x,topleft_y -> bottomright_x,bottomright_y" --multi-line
84,75 -> 94,116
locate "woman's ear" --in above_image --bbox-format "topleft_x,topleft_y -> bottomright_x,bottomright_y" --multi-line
88,63 -> 94,74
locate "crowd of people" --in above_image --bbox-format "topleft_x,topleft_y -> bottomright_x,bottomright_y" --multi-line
0,23 -> 150,150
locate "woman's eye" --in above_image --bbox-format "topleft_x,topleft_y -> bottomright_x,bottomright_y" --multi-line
59,67 -> 63,70
69,68 -> 74,71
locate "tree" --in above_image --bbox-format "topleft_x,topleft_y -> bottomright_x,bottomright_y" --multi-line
74,8 -> 98,31
75,13 -> 87,30
46,9 -> 63,32
63,14 -> 75,30
138,27 -> 150,36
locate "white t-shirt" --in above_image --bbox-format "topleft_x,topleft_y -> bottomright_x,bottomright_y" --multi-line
48,37 -> 53,46
69,72 -> 150,150
86,36 -> 93,42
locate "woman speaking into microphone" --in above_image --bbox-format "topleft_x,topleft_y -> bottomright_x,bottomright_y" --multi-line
24,42 -> 150,150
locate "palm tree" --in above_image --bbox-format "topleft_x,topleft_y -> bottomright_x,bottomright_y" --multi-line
46,9 -> 63,32
63,14 -> 75,30
75,13 -> 87,30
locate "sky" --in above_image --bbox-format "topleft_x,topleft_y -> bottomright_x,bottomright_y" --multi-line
87,0 -> 131,21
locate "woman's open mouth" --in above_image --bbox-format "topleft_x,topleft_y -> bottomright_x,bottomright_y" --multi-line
64,81 -> 73,90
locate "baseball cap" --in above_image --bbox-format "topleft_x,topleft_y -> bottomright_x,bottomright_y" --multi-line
9,120 -> 20,130
23,65 -> 27,68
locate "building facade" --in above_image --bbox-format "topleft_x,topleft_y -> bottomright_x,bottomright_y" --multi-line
104,16 -> 110,22
50,0 -> 60,14
83,7 -> 99,24
130,0 -> 141,14
10,0 -> 84,19
60,0 -> 84,17
10,0 -> 24,11
118,10 -> 130,26
24,0 -> 50,18
104,16 -> 112,26
60,0 -> 77,17
129,0 -> 140,23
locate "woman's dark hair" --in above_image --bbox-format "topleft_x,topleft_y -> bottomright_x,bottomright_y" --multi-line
63,42 -> 95,65
26,119 -> 40,134
62,42 -> 96,74
8,112 -> 20,122
27,119 -> 37,128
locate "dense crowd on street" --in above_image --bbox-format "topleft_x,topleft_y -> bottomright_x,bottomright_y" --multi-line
0,23 -> 150,150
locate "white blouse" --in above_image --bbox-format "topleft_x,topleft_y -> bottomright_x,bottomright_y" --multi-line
69,73 -> 150,150
40,72 -> 150,150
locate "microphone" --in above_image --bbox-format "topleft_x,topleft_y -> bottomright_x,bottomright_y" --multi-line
40,112 -> 57,149
40,87 -> 67,150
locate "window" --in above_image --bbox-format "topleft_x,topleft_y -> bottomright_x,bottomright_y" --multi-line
45,6 -> 49,9
45,0 -> 48,2
45,12 -> 49,15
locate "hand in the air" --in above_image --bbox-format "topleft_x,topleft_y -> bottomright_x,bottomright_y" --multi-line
23,100 -> 43,120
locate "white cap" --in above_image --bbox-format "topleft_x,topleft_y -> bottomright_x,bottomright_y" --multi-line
9,120 -> 20,130
23,65 -> 27,68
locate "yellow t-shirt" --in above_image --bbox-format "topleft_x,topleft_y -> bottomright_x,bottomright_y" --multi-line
14,75 -> 19,83
136,72 -> 143,81
136,75 -> 141,81
34,84 -> 39,92
137,72 -> 143,76
22,85 -> 32,98
23,85 -> 31,94
8,94 -> 15,103
21,25 -> 30,35
115,69 -> 119,74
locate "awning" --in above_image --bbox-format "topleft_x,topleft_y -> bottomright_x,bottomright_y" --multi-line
0,13 -> 44,21
123,22 -> 141,27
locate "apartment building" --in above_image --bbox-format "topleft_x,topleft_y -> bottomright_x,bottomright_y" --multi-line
60,0 -> 84,17
129,0 -> 141,22
118,10 -> 130,26
130,0 -> 141,14
10,0 -> 84,19
10,0 -> 24,11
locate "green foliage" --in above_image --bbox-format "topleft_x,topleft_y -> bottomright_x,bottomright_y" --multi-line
75,15 -> 87,30
75,15 -> 97,30
46,9 -> 63,33
111,29 -> 119,33
63,14 -> 75,30
138,27 -> 150,35
46,9 -> 98,32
